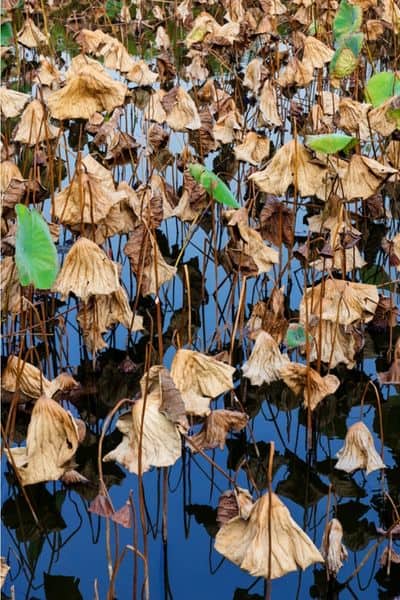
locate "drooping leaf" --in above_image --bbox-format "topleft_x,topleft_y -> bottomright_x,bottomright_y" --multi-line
365,71 -> 400,107
188,163 -> 240,208
306,134 -> 356,154
0,21 -> 13,46
333,0 -> 362,42
15,203 -> 59,289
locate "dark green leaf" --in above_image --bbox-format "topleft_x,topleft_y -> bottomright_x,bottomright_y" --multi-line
0,21 -> 13,46
105,0 -> 122,20
15,204 -> 59,289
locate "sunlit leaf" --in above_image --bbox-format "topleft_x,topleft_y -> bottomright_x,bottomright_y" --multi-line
306,134 -> 356,154
15,203 -> 59,289
333,0 -> 362,42
188,163 -> 240,208
365,71 -> 400,107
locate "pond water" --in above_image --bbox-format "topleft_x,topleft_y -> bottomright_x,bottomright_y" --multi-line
1,3 -> 400,600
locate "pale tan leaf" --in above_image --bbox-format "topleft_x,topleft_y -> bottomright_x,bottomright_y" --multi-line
6,395 -> 79,485
243,331 -> 289,386
0,87 -> 30,119
13,99 -> 59,145
52,237 -> 120,301
335,421 -> 385,474
215,492 -> 324,578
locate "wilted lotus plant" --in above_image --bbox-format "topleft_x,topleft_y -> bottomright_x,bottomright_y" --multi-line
242,330 -> 289,386
279,363 -> 340,411
103,366 -> 185,474
170,349 -> 235,416
335,421 -> 385,475
320,518 -> 348,578
5,395 -> 81,485
215,491 -> 324,579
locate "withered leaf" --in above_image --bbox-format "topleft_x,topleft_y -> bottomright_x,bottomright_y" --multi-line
187,409 -> 248,452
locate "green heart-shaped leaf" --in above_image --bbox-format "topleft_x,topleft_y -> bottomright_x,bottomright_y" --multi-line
15,204 -> 59,289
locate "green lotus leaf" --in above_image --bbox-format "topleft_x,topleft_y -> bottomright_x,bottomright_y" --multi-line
333,0 -> 362,42
365,71 -> 400,107
188,163 -> 240,208
15,204 -> 59,289
306,134 -> 356,154
0,22 -> 13,47
330,34 -> 363,79
285,324 -> 311,349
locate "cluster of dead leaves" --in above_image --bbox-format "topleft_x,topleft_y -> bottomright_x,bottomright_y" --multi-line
1,0 -> 399,589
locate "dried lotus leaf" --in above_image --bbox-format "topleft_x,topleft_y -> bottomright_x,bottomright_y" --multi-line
124,224 -> 176,296
13,99 -> 59,145
126,60 -> 158,85
340,154 -> 398,200
1,256 -> 28,314
170,349 -> 235,416
52,237 -> 120,301
144,89 -> 167,123
249,140 -> 328,199
77,286 -> 143,354
243,331 -> 289,386
335,421 -> 385,475
213,109 -> 243,144
306,319 -> 357,368
48,57 -> 127,120
2,355 -> 53,399
300,279 -> 378,326
258,80 -> 282,127
17,18 -> 48,48
5,395 -> 79,485
215,492 -> 324,578
54,155 -> 127,226
320,518 -> 348,577
217,488 -> 254,525
103,374 -> 181,473
226,210 -> 279,276
158,367 -> 189,431
187,409 -> 248,452
279,362 -> 340,410
234,132 -> 270,166
162,86 -> 201,131
243,58 -> 265,94
302,36 -> 334,70
0,87 -> 30,119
